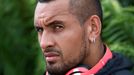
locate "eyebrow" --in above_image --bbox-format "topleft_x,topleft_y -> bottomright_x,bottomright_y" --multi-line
47,20 -> 64,27
34,20 -> 64,28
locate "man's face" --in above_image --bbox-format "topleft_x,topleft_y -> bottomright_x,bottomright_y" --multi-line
34,0 -> 88,74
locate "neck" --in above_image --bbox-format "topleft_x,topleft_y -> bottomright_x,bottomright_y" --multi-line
83,38 -> 104,67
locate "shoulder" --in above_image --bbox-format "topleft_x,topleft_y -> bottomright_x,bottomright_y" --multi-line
114,70 -> 134,75
96,52 -> 134,75
111,52 -> 134,75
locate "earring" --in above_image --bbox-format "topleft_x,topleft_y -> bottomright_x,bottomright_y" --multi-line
92,38 -> 96,43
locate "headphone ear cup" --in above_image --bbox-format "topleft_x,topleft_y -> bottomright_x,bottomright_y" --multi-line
66,64 -> 90,75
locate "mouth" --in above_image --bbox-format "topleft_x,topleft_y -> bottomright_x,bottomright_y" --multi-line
44,52 -> 60,62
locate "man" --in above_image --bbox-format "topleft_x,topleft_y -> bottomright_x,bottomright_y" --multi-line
34,0 -> 134,75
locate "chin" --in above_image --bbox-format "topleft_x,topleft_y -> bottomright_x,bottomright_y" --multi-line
46,62 -> 68,75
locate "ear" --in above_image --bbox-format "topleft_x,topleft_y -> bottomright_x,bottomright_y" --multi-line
86,15 -> 102,43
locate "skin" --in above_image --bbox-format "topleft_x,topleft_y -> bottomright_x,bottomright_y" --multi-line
34,0 -> 104,75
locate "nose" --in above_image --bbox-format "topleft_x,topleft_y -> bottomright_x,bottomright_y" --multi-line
39,32 -> 55,50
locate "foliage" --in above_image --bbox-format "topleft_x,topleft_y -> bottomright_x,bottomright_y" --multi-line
101,0 -> 134,62
0,0 -> 45,75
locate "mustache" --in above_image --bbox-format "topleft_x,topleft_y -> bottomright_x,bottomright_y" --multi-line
43,47 -> 62,55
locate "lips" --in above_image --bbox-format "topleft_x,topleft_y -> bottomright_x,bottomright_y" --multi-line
44,52 -> 60,62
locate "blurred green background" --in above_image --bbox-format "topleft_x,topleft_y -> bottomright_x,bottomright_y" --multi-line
0,0 -> 134,75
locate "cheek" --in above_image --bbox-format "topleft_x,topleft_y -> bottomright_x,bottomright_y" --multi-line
55,29 -> 84,62
38,34 -> 41,44
38,34 -> 44,52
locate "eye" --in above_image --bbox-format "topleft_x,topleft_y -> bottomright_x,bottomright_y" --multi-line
35,26 -> 43,32
54,24 -> 63,29
52,24 -> 64,32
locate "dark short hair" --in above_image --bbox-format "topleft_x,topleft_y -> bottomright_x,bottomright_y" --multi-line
69,0 -> 103,24
38,0 -> 103,24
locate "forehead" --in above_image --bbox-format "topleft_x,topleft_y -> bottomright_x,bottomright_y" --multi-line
34,0 -> 70,20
